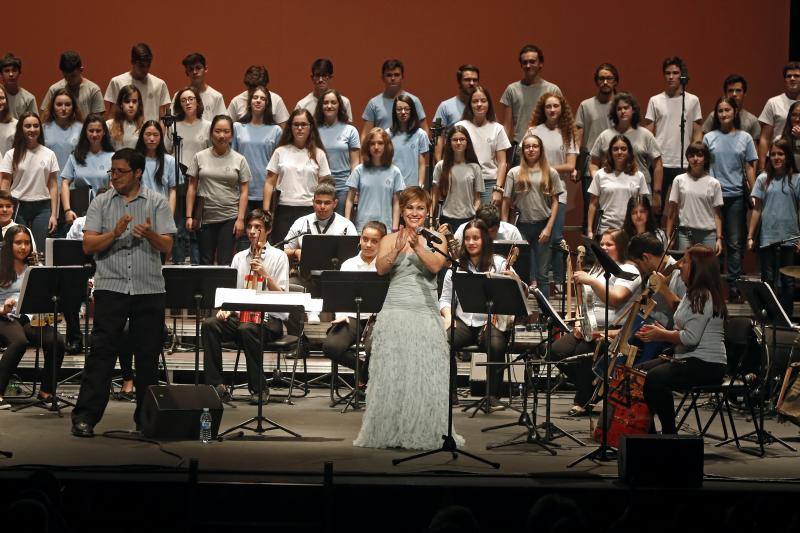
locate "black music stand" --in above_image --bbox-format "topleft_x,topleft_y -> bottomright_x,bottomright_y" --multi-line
217,298 -> 304,439
12,266 -> 91,415
493,240 -> 531,285
321,271 -> 389,412
719,279 -> 797,454
299,235 -> 359,295
456,273 -> 529,416
163,266 -> 237,385
484,287 -> 585,451
568,236 -> 638,467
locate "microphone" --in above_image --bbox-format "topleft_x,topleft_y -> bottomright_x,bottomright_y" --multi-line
416,226 -> 442,244
679,65 -> 690,86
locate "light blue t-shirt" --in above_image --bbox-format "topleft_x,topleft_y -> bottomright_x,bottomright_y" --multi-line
345,164 -> 405,232
318,122 -> 360,189
61,151 -> 113,192
388,127 -> 429,188
44,121 -> 82,183
703,130 -> 757,197
434,96 -> 466,128
361,91 -> 426,130
751,172 -> 800,248
142,153 -> 177,199
232,122 -> 282,201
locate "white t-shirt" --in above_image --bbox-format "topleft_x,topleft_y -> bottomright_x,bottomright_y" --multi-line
172,86 -> 226,120
267,145 -> 331,206
104,72 -> 171,122
165,119 -> 211,169
295,92 -> 353,122
0,145 -> 59,201
587,169 -> 650,233
231,244 -> 289,321
0,120 -> 16,157
336,254 -> 377,320
591,262 -> 640,327
644,91 -> 702,168
454,120 -> 511,185
283,212 -> 357,251
227,90 -> 290,124
454,220 -> 523,242
758,93 -> 798,136
668,173 -> 723,230
529,124 -> 578,204
106,119 -> 139,150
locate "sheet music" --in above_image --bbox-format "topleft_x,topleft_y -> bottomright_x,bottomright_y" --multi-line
214,288 -> 322,312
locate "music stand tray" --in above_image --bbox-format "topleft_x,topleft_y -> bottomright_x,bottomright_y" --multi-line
14,266 -> 91,415
163,266 -> 237,385
321,271 -> 389,411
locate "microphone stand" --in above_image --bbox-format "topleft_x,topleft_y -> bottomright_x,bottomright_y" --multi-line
678,72 -> 689,173
393,234 -> 500,469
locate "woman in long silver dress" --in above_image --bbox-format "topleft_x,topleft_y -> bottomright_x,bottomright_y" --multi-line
354,187 -> 463,450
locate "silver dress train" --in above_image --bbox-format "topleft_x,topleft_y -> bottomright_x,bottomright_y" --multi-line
354,252 -> 463,450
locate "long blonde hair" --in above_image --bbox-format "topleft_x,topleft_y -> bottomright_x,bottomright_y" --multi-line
514,133 -> 553,195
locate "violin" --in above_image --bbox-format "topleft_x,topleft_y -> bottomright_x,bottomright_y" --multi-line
240,239 -> 267,324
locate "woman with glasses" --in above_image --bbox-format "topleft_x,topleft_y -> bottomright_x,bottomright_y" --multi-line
263,109 -> 331,242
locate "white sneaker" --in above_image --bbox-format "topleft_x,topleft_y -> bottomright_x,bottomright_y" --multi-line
0,399 -> 11,410
307,312 -> 320,324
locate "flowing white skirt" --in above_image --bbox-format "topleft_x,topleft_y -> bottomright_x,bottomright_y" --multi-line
354,308 -> 464,450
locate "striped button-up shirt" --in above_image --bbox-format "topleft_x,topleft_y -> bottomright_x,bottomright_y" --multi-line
85,186 -> 176,295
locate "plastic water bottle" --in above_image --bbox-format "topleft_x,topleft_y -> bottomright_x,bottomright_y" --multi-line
200,408 -> 212,443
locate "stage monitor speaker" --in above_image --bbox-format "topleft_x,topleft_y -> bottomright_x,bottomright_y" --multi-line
141,385 -> 223,440
618,434 -> 703,488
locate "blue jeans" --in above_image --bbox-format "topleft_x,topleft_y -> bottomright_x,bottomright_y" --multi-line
549,203 -> 567,290
16,199 -> 51,251
677,227 -> 717,252
721,195 -> 744,280
335,187 -> 348,216
172,209 -> 200,265
518,220 -> 553,295
480,180 -> 494,206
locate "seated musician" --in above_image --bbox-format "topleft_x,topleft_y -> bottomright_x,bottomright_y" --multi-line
202,209 -> 289,405
551,228 -> 640,417
626,232 -> 687,361
283,179 -> 356,323
452,203 -> 523,243
321,221 -> 386,384
634,244 -> 727,434
0,226 -> 66,409
439,219 -> 524,410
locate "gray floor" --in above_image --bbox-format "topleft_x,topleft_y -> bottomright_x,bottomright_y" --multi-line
2,385 -> 799,484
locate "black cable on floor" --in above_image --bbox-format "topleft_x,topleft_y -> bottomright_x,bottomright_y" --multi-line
102,430 -> 186,465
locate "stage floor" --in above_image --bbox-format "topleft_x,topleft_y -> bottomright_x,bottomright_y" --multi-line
2,386 -> 799,485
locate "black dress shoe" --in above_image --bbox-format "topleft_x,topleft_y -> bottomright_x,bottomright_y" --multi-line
65,340 -> 84,355
71,421 -> 94,438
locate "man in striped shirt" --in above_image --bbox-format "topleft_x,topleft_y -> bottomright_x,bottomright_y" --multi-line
71,148 -> 176,438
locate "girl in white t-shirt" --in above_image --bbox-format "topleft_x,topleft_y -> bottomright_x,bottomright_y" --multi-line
107,85 -> 143,150
587,134 -> 650,236
453,86 -> 510,205
527,92 -> 579,292
431,124 -> 482,231
666,142 -> 723,255
388,94 -> 429,188
0,85 -> 17,157
265,108 -> 331,242
502,133 -> 562,294
0,113 -> 59,250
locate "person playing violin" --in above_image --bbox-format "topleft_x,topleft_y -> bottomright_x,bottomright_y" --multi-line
201,208 -> 288,405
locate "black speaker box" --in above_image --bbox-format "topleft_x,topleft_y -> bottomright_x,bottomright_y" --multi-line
618,434 -> 703,488
141,385 -> 224,440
